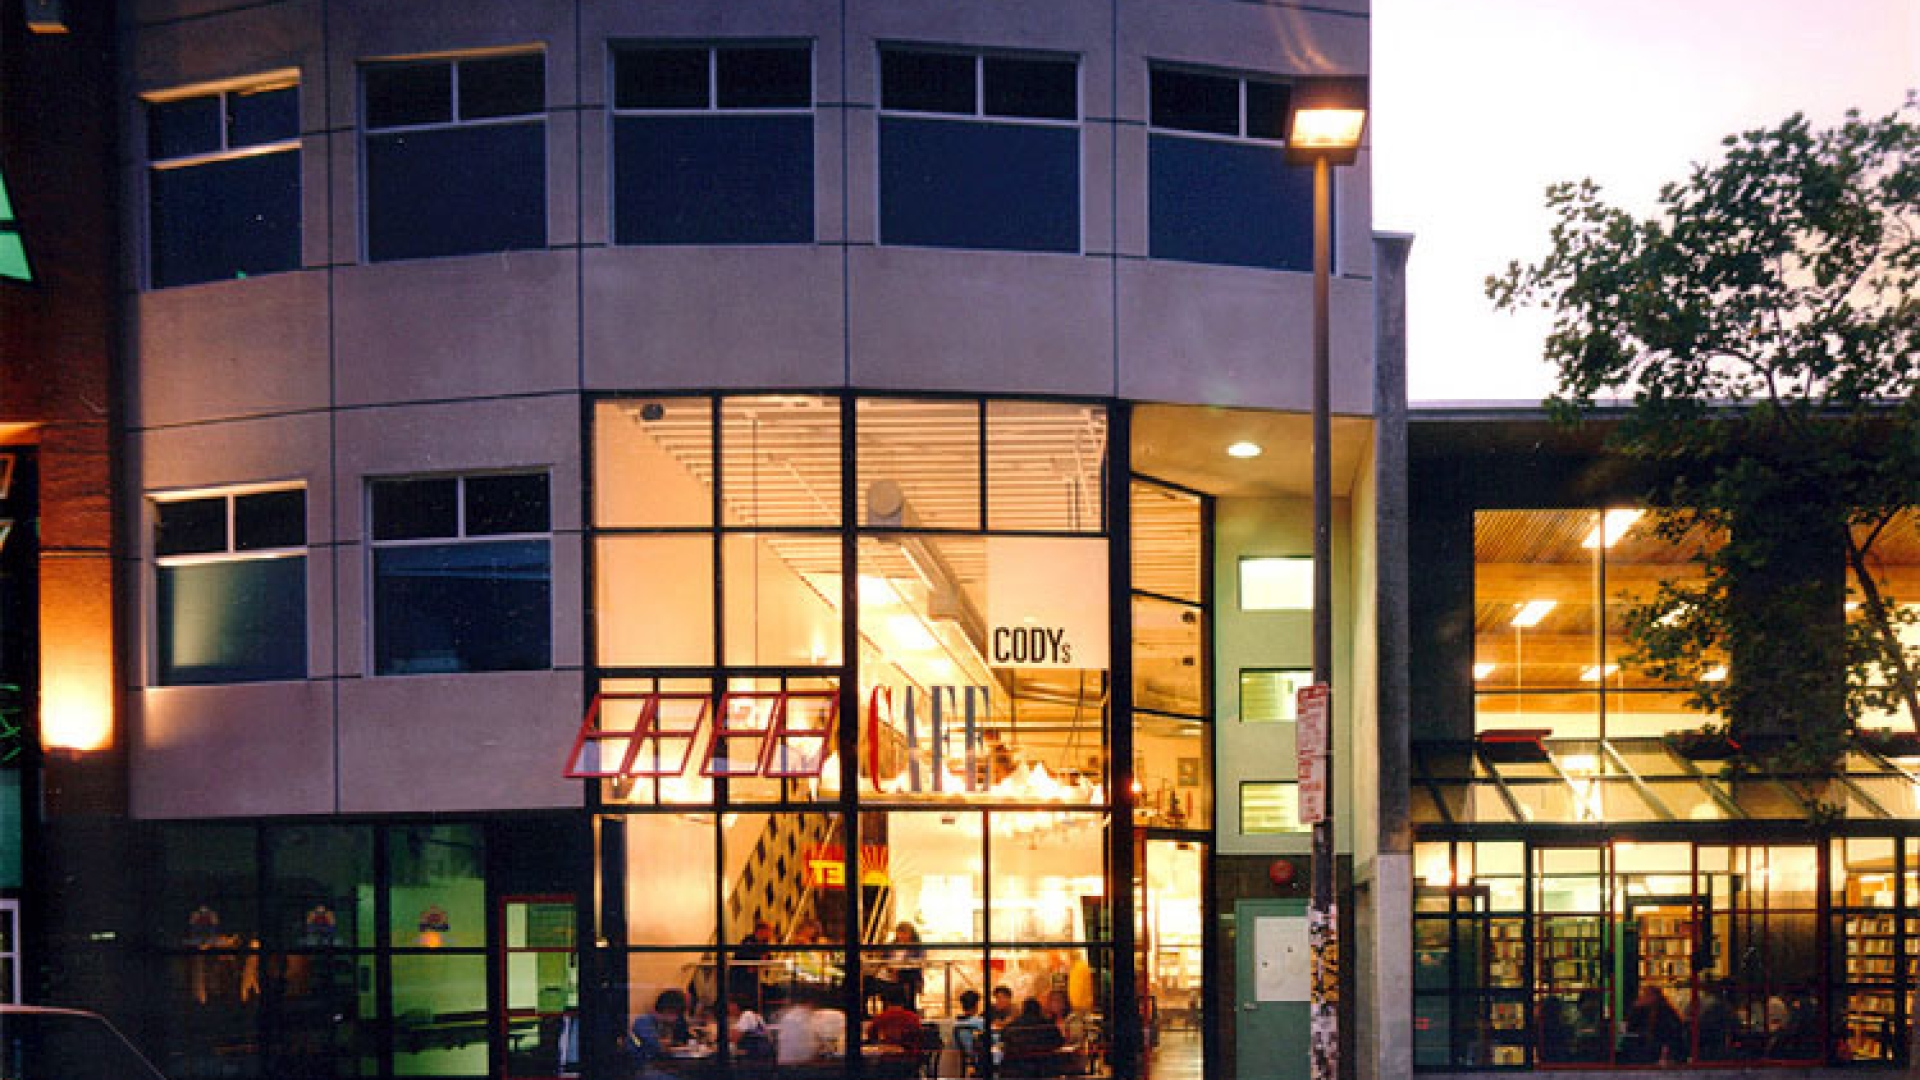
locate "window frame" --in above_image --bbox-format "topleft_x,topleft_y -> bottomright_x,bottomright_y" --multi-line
1146,64 -> 1290,145
358,48 -> 548,263
142,72 -> 303,289
874,45 -> 1084,254
0,163 -> 31,283
606,42 -> 816,247
367,469 -> 554,677
150,482 -> 309,686
608,42 -> 814,117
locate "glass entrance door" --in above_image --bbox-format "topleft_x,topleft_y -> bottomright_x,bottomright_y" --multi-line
1141,837 -> 1206,1078
498,896 -> 578,1079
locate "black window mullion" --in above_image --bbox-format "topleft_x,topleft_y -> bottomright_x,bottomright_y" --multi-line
707,47 -> 719,111
449,59 -> 463,123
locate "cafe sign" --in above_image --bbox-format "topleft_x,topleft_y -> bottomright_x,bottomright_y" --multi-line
985,537 -> 1108,669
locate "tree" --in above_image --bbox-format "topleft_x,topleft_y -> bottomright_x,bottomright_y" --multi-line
1487,97 -> 1920,775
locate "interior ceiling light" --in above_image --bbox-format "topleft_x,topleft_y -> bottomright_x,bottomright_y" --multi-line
1579,664 -> 1620,682
1472,662 -> 1496,681
1510,600 -> 1556,628
1582,508 -> 1644,549
1702,665 -> 1729,682
1226,441 -> 1263,459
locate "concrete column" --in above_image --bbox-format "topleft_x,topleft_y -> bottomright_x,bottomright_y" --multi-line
1370,231 -> 1414,1080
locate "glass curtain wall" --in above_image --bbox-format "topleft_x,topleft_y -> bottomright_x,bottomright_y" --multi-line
589,394 -> 1115,1078
1413,835 -> 1918,1072
1473,509 -> 1721,739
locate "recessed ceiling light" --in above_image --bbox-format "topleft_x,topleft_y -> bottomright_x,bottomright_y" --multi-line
1226,441 -> 1263,459
1511,600 -> 1557,628
1701,665 -> 1728,683
1472,662 -> 1496,681
1579,664 -> 1620,682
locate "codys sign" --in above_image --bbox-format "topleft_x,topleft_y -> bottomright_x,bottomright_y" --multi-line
985,536 -> 1109,669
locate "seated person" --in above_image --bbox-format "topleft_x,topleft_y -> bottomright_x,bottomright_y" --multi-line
1000,997 -> 1069,1078
867,987 -> 923,1055
988,986 -> 1018,1027
631,990 -> 691,1077
728,994 -> 774,1061
1043,988 -> 1089,1072
952,989 -> 987,1055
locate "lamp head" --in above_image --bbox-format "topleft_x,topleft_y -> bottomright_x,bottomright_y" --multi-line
1285,76 -> 1368,166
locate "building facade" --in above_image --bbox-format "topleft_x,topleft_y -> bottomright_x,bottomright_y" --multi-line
96,3 -> 1391,1080
1408,411 -> 1920,1075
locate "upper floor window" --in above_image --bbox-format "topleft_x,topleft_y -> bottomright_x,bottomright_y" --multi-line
1147,67 -> 1313,271
0,164 -> 30,282
146,77 -> 301,288
611,44 -> 814,245
878,48 -> 1079,253
362,52 -> 546,262
370,472 -> 551,675
153,487 -> 306,684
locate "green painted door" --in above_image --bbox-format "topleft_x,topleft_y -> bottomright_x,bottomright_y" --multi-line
1235,898 -> 1309,1080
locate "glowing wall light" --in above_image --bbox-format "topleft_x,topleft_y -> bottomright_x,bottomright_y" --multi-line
42,670 -> 113,752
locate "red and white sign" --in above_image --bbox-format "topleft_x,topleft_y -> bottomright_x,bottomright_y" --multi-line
1296,683 -> 1331,824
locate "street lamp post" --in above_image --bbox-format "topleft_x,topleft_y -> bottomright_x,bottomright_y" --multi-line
1284,76 -> 1367,1080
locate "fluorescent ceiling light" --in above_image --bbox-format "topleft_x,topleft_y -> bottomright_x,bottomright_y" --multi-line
1226,441 -> 1263,459
1579,664 -> 1619,682
1582,508 -> 1644,549
1472,662 -> 1496,681
1510,600 -> 1556,628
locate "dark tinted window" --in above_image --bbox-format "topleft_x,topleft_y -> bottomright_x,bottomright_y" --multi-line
1149,133 -> 1314,271
879,117 -> 1077,252
465,473 -> 550,535
228,85 -> 299,147
1245,80 -> 1290,141
158,559 -> 307,683
460,53 -> 544,120
374,540 -> 551,674
983,57 -> 1076,120
364,122 -> 545,260
150,94 -> 223,158
372,478 -> 459,540
150,149 -> 301,287
1149,69 -> 1237,135
155,497 -> 227,556
716,46 -> 810,109
614,48 -> 709,109
880,50 -> 975,114
365,62 -> 452,128
234,489 -> 306,550
613,114 -> 813,244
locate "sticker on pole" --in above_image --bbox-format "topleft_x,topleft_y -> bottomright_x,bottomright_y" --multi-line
1296,683 -> 1331,824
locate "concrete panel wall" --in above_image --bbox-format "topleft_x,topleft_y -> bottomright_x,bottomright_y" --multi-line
122,0 -> 1374,819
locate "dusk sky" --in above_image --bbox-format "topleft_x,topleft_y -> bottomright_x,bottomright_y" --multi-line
1374,0 -> 1920,404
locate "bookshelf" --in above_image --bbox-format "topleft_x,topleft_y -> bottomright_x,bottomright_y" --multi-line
1839,914 -> 1912,1060
1634,909 -> 1695,988
1536,916 -> 1603,991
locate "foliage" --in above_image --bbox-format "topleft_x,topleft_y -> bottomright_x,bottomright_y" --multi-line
1489,97 -> 1920,775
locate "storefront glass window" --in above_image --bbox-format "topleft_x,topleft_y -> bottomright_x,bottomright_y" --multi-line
595,536 -> 715,667
388,825 -> 485,950
623,813 -> 718,946
857,398 -> 982,530
985,401 -> 1107,533
390,953 -> 489,1076
722,534 -> 842,667
721,397 -> 842,527
1134,716 -> 1209,830
593,398 -> 714,528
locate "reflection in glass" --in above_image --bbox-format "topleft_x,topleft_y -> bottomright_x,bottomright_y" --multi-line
388,826 -> 486,950
391,954 -> 488,1076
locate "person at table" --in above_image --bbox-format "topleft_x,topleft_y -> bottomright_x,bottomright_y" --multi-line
952,990 -> 987,1060
1000,997 -> 1068,1078
1693,980 -> 1736,1062
631,990 -> 692,1079
1622,985 -> 1686,1064
730,919 -> 774,1016
726,994 -> 774,1062
875,921 -> 925,1006
867,987 -> 924,1054
988,986 -> 1017,1027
